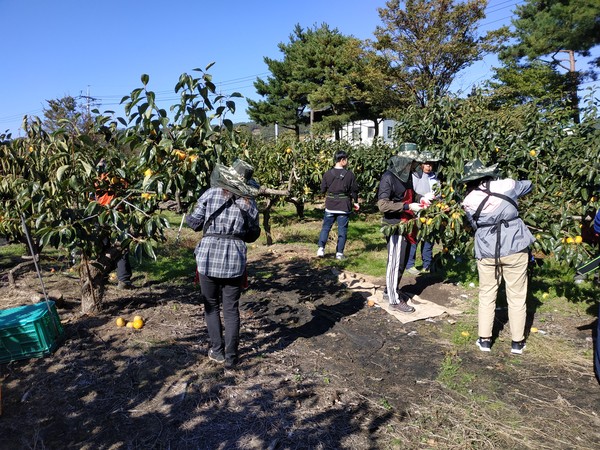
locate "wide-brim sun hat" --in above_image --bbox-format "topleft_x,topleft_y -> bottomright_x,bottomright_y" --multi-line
396,142 -> 420,161
459,158 -> 500,183
418,150 -> 441,163
210,159 -> 260,197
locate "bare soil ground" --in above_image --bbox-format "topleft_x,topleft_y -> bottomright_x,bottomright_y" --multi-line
0,243 -> 599,449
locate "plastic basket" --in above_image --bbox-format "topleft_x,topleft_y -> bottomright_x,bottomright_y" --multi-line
0,301 -> 64,364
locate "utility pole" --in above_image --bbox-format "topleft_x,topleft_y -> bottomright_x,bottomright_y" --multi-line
86,85 -> 90,118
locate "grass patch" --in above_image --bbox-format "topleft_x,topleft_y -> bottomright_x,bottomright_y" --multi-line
436,353 -> 476,393
0,242 -> 27,268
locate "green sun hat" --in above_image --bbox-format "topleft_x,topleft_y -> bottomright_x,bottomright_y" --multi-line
459,159 -> 500,183
418,150 -> 441,163
210,159 -> 260,197
396,142 -> 420,160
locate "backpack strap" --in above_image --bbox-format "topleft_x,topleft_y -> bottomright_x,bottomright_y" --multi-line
471,180 -> 521,279
203,196 -> 234,234
472,180 -> 518,225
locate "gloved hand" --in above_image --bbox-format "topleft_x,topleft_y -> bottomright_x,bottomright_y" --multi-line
408,203 -> 423,212
422,192 -> 436,203
353,203 -> 360,212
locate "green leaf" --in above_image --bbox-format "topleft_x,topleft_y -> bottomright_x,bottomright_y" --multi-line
56,165 -> 70,181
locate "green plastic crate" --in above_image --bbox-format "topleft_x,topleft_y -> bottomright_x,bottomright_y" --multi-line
0,301 -> 64,364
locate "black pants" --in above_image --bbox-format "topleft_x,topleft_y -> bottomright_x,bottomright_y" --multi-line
199,273 -> 243,359
116,251 -> 132,282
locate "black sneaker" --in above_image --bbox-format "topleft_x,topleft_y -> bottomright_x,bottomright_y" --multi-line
390,300 -> 415,313
208,349 -> 225,364
511,340 -> 526,354
117,281 -> 134,290
224,355 -> 238,369
476,338 -> 492,352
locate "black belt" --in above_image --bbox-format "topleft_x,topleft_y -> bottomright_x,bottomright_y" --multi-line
203,233 -> 243,241
327,193 -> 349,198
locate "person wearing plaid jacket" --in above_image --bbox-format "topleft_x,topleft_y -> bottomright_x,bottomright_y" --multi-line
187,160 -> 260,368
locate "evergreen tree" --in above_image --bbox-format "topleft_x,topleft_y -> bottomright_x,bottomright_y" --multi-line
247,24 -> 379,139
500,0 -> 600,122
371,0 -> 507,107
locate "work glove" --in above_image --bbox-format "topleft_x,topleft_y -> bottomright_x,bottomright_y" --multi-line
353,203 -> 360,212
408,203 -> 424,213
422,192 -> 436,203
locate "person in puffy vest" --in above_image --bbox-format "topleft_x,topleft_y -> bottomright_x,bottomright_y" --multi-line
459,159 -> 535,355
316,150 -> 359,260
406,150 -> 441,274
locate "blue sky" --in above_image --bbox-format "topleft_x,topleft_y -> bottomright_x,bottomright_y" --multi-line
1,0 -> 597,137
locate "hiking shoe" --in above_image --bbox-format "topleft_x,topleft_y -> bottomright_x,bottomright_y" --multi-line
224,355 -> 238,369
117,281 -> 134,290
208,349 -> 225,364
511,340 -> 526,354
389,300 -> 415,313
476,338 -> 492,352
406,267 -> 421,275
335,253 -> 346,260
317,247 -> 325,258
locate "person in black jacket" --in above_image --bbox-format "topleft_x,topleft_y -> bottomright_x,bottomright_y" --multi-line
316,151 -> 359,260
378,144 -> 433,313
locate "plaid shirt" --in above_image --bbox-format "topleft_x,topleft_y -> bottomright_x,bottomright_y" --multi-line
187,187 -> 259,278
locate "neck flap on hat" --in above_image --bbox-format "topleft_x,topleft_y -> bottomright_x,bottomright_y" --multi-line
388,155 -> 413,183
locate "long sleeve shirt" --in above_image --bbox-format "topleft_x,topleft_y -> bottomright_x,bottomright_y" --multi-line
186,187 -> 259,278
462,178 -> 535,259
321,167 -> 359,213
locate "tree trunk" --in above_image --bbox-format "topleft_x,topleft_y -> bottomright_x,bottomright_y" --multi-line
262,197 -> 274,246
80,256 -> 105,315
372,119 -> 380,137
79,248 -> 121,314
288,198 -> 305,219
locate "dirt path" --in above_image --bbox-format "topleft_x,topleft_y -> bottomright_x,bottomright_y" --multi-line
0,243 -> 599,449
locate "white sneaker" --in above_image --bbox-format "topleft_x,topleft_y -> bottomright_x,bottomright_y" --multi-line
335,253 -> 346,260
317,247 -> 324,257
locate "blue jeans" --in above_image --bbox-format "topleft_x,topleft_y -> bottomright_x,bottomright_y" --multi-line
406,240 -> 433,270
318,211 -> 350,254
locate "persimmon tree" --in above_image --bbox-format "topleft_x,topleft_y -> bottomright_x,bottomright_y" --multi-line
0,67 -> 241,314
389,91 -> 600,268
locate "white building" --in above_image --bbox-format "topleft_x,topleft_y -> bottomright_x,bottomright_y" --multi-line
337,119 -> 397,146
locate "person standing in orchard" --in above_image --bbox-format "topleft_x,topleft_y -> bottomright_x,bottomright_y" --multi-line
186,159 -> 261,369
406,150 -> 442,274
316,150 -> 359,260
377,143 -> 434,313
459,159 -> 535,354
94,158 -> 133,289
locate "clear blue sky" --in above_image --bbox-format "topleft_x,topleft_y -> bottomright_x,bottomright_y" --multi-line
1,0 -> 597,137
